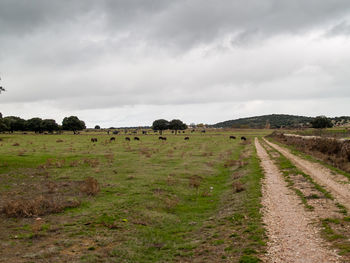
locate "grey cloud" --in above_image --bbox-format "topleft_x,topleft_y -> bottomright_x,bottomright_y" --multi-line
326,21 -> 350,36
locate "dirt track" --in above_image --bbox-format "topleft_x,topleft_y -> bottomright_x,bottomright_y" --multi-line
255,138 -> 339,263
264,138 -> 350,211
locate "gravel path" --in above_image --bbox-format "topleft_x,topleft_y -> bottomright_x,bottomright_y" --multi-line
255,138 -> 339,263
264,138 -> 350,211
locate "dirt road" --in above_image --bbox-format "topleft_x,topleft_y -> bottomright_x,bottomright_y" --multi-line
255,138 -> 339,263
264,138 -> 350,211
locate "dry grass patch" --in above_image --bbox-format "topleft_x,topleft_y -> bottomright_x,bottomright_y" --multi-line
1,195 -> 80,218
80,177 -> 100,196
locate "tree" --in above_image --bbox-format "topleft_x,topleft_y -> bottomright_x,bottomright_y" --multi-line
152,119 -> 169,135
94,125 -> 101,129
42,119 -> 59,133
0,76 -> 4,93
0,113 -> 8,132
62,116 -> 86,134
169,119 -> 187,134
3,116 -> 26,132
311,116 -> 333,129
26,117 -> 43,133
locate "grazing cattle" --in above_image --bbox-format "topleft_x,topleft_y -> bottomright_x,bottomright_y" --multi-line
113,130 -> 119,135
201,130 -> 206,133
241,136 -> 247,141
125,137 -> 130,141
171,130 -> 174,133
159,136 -> 167,141
191,129 -> 195,133
134,137 -> 140,141
229,136 -> 236,139
110,137 -> 116,141
142,131 -> 147,135
184,137 -> 190,140
91,138 -> 97,142
182,131 -> 185,133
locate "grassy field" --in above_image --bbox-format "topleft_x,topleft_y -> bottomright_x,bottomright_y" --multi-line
0,129 -> 270,263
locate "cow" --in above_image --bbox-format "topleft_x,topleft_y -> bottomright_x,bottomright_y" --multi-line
229,136 -> 236,139
184,137 -> 190,140
159,136 -> 167,141
134,137 -> 140,141
91,138 -> 97,142
113,130 -> 119,135
191,129 -> 195,133
125,137 -> 130,141
241,136 -> 247,141
142,131 -> 147,135
110,137 -> 116,141
201,130 -> 206,133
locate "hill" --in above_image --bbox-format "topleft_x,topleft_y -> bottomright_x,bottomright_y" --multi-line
212,114 -> 350,129
212,114 -> 314,129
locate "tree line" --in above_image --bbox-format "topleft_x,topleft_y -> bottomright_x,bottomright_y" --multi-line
152,119 -> 187,134
0,114 -> 86,134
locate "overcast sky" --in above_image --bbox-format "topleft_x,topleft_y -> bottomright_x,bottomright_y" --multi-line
1,0 -> 350,127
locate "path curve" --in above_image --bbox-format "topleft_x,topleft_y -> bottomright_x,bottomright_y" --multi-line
264,138 -> 350,211
255,138 -> 339,263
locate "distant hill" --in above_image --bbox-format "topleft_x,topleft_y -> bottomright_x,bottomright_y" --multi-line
212,114 -> 333,129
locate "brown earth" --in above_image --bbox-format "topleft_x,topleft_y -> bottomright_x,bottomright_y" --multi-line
255,138 -> 339,263
264,138 -> 350,211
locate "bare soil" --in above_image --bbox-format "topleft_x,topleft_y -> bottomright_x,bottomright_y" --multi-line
255,138 -> 339,263
264,138 -> 350,211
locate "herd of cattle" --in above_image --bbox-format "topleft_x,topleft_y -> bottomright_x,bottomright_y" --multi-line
90,135 -> 247,142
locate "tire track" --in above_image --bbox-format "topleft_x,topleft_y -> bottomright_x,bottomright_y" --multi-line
255,138 -> 339,263
264,138 -> 350,211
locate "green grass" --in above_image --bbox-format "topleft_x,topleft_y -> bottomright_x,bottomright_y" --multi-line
0,129 -> 269,262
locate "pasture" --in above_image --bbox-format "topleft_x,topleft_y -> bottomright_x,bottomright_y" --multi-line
0,129 -> 270,263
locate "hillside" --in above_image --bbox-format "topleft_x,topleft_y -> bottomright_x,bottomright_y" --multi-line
212,114 -> 314,129
212,114 -> 350,129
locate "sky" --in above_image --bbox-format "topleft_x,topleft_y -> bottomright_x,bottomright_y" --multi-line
1,0 -> 350,128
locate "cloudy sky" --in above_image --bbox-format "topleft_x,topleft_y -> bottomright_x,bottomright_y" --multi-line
1,0 -> 350,127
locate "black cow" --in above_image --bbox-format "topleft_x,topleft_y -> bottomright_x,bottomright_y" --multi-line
142,131 -> 147,135
229,136 -> 236,139
158,136 -> 167,141
91,138 -> 97,142
113,130 -> 119,135
184,137 -> 190,140
241,136 -> 247,141
134,137 -> 140,141
201,130 -> 206,133
125,137 -> 131,141
110,137 -> 116,141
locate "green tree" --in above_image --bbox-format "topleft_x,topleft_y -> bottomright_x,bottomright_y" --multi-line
169,119 -> 187,134
0,113 -> 8,132
26,117 -> 43,133
311,116 -> 333,129
0,76 -> 4,93
62,116 -> 86,134
42,119 -> 59,133
3,116 -> 26,132
152,119 -> 169,135
95,125 -> 101,129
